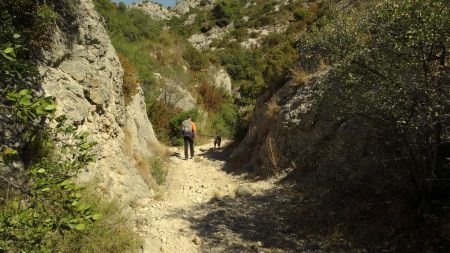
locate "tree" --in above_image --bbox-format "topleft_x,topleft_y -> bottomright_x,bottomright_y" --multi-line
299,0 -> 450,198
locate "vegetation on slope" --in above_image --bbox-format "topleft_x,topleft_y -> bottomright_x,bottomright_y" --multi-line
300,0 -> 450,200
166,0 -> 327,139
229,0 -> 450,251
0,1 -> 140,251
94,0 -> 239,145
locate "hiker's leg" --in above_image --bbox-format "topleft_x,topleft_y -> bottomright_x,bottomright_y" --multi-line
184,137 -> 189,159
218,138 -> 221,149
190,137 -> 195,158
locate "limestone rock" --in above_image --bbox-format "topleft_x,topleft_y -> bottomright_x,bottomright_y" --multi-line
39,0 -> 163,203
188,26 -> 229,50
159,79 -> 196,111
172,0 -> 215,14
210,66 -> 232,94
129,1 -> 175,20
129,0 -> 215,21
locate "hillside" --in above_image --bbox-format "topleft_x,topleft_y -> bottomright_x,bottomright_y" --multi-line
1,0 -> 449,252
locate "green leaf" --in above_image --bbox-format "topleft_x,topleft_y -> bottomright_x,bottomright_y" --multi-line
91,213 -> 102,221
1,52 -> 15,61
44,104 -> 56,111
19,89 -> 31,96
59,179 -> 72,187
19,96 -> 32,106
80,143 -> 90,149
3,47 -> 14,54
40,188 -> 51,192
73,223 -> 86,231
76,203 -> 90,212
37,168 -> 46,174
2,147 -> 17,155
11,200 -> 19,209
13,34 -> 21,39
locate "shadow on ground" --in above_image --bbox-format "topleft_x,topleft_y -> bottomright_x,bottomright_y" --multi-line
173,142 -> 351,252
167,186 -> 351,253
198,141 -> 236,162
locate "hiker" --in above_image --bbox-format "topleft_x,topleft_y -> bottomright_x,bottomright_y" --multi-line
214,133 -> 222,150
181,115 -> 197,160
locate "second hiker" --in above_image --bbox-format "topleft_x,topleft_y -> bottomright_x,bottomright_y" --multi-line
181,115 -> 197,160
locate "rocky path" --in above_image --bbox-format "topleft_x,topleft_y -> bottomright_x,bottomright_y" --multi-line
133,141 -> 316,253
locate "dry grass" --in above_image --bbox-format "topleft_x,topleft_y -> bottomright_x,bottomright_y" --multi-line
290,66 -> 309,85
265,134 -> 281,173
118,53 -> 140,105
265,98 -> 280,118
133,154 -> 157,189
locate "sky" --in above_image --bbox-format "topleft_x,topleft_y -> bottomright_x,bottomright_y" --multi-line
112,0 -> 177,7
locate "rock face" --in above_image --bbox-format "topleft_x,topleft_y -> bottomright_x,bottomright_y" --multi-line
39,0 -> 162,203
210,66 -> 232,94
129,1 -> 174,20
188,26 -> 229,50
130,0 -> 215,20
172,0 -> 215,14
161,78 -> 197,111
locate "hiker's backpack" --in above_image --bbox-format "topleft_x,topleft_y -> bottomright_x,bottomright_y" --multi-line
181,119 -> 193,137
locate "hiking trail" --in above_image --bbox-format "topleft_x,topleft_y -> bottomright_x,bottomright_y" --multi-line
131,141 -> 311,253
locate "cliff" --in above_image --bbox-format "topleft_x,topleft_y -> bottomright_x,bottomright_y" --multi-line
39,0 -> 163,204
130,0 -> 216,20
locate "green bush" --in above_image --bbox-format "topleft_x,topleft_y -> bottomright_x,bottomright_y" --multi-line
208,102 -> 239,138
231,27 -> 248,42
212,0 -> 232,27
146,90 -> 182,144
0,0 -> 77,55
293,9 -> 308,21
54,184 -> 142,252
182,45 -> 209,71
299,0 -> 450,198
150,157 -> 167,185
94,0 -> 163,42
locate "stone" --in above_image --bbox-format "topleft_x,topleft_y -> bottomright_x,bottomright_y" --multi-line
192,235 -> 202,245
235,185 -> 255,197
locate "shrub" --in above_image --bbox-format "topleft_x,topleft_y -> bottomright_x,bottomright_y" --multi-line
118,53 -> 140,105
198,82 -> 227,111
231,27 -> 248,42
0,0 -> 78,56
182,45 -> 209,71
150,157 -> 167,185
145,84 -> 183,144
299,0 -> 450,199
293,9 -> 308,21
212,0 -> 232,27
51,185 -> 142,252
208,102 -> 239,138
